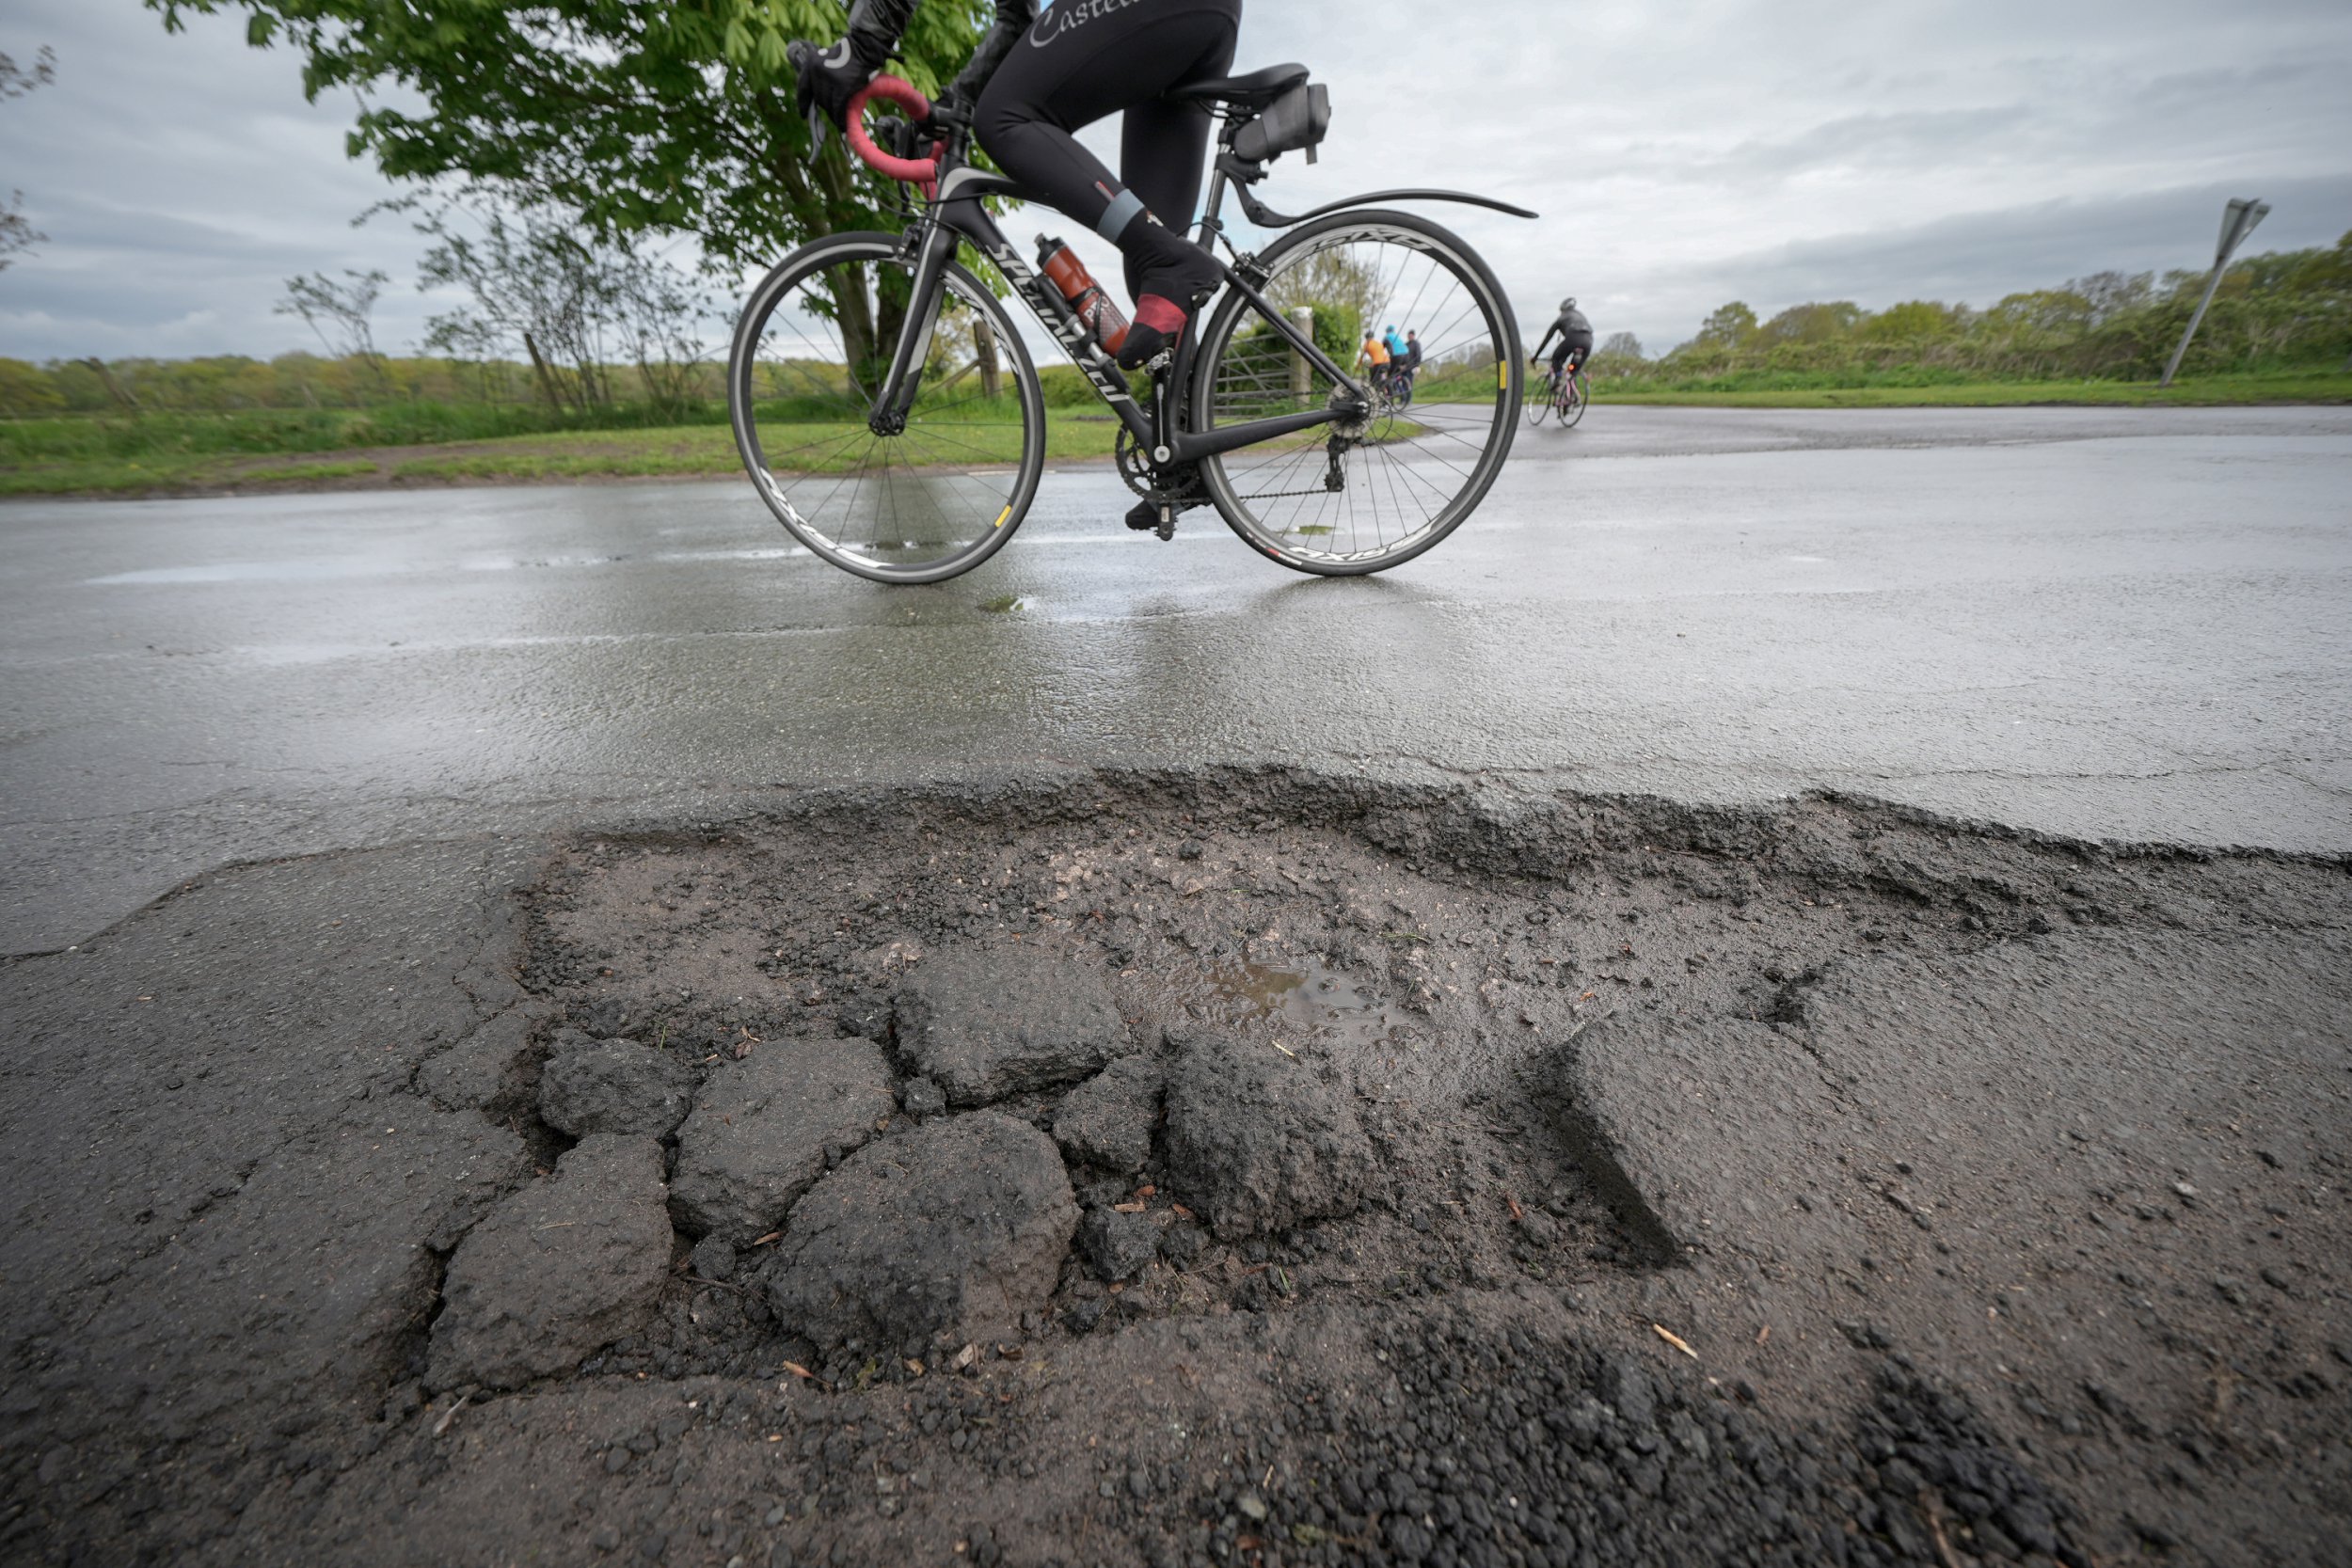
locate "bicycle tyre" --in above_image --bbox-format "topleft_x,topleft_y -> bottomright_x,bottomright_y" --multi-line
1192,209 -> 1522,577
728,231 -> 1046,585
1561,369 -> 1588,429
1525,372 -> 1552,426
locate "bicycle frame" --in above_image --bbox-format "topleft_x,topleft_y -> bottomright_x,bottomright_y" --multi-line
864,127 -> 1369,467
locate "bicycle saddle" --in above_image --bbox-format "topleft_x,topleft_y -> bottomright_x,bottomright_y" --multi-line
1167,63 -> 1310,108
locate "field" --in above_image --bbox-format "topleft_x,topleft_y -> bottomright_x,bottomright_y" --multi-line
1,369 -> 2344,498
1589,367 -> 2352,409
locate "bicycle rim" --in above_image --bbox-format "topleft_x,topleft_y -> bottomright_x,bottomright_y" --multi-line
1194,210 -> 1521,577
1563,373 -> 1588,429
1525,377 -> 1551,427
728,232 -> 1044,584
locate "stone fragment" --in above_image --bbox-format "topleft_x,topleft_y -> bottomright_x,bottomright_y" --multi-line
893,948 -> 1126,1106
1052,1055 -> 1162,1173
1161,1033 -> 1374,1241
1075,1208 -> 1159,1281
766,1113 -> 1076,1354
537,1029 -> 698,1138
900,1076 -> 947,1117
690,1234 -> 737,1282
669,1033 -> 895,1243
425,1134 -> 672,1391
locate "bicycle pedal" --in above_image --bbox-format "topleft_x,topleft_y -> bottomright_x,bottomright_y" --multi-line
1155,504 -> 1176,542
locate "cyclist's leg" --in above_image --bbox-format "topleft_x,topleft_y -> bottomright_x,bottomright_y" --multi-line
974,0 -> 1239,367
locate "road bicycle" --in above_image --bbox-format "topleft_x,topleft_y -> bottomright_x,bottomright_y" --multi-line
727,65 -> 1532,583
1526,358 -> 1587,429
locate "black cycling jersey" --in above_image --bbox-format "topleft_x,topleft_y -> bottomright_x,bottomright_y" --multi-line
839,0 -> 1236,317
1531,308 -> 1592,358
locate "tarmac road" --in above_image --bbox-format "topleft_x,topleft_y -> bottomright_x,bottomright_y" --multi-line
3,404 -> 2349,1568
4,404 -> 2349,953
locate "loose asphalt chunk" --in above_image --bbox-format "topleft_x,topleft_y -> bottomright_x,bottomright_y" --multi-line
535,1027 -> 699,1138
892,944 -> 1128,1105
1051,1052 -> 1163,1173
425,1133 -> 672,1392
665,1031 -> 895,1243
1160,1028 -> 1375,1241
765,1111 -> 1077,1354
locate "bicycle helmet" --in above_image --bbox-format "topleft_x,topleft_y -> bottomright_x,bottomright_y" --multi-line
1559,297 -> 1577,312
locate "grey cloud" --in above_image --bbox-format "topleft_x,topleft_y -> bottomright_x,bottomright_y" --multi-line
0,0 -> 2347,368
1629,173 -> 2352,345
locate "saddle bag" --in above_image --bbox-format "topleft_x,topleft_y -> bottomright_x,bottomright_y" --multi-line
1232,81 -> 1331,166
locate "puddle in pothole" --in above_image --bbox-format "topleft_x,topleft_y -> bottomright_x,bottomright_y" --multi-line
1167,954 -> 1403,1050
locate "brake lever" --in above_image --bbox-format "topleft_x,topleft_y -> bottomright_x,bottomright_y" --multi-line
805,104 -> 831,156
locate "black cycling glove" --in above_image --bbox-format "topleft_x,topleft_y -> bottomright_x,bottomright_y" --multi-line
789,35 -> 883,132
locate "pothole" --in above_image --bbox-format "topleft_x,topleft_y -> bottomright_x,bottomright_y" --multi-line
453,770 -> 2352,1568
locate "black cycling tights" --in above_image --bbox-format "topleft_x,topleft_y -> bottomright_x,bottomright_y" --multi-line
974,0 -> 1240,308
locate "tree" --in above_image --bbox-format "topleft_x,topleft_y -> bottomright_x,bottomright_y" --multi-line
1856,300 -> 1962,343
0,46 -> 56,273
1986,289 -> 2093,336
415,194 -> 714,416
1756,301 -> 1862,346
2065,271 -> 2152,326
1596,330 -> 1645,360
1691,301 -> 1757,349
0,356 -> 62,415
276,268 -> 392,394
146,2 -> 990,269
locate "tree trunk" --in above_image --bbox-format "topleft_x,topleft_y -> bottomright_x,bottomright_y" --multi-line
522,332 -> 568,412
975,317 -> 1002,401
80,357 -> 140,412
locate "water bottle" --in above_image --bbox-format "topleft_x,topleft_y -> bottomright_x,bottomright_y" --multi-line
1036,235 -> 1130,355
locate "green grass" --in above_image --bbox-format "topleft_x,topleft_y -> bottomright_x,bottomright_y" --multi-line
1589,368 -> 2351,408
0,408 -> 1127,497
7,368 -> 2342,497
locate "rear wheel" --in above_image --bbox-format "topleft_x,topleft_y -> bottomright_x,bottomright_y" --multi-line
1192,210 -> 1521,576
728,231 -> 1045,584
1561,368 -> 1588,428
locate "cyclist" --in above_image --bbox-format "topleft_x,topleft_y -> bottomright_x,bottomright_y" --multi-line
1531,296 -> 1594,384
1359,330 -> 1392,396
1397,327 -> 1422,403
790,0 -> 1239,377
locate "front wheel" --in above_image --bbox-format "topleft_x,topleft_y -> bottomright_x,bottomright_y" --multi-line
1192,209 -> 1522,576
1525,370 -> 1553,426
728,231 -> 1046,584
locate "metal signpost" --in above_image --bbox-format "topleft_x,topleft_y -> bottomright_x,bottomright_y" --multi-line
2161,198 -> 2270,388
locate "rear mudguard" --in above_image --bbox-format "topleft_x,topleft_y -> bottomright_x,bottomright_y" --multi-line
1232,185 -> 1537,228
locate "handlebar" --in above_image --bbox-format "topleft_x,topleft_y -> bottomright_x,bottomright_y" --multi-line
846,75 -> 939,189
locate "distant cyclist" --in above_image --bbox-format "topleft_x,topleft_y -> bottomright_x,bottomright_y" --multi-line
1531,296 -> 1594,382
1359,330 -> 1392,394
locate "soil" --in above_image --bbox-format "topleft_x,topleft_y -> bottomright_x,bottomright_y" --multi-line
2,769 -> 2346,1567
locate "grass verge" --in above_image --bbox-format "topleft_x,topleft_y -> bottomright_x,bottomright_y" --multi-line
3,372 -> 2344,497
1590,370 -> 2351,408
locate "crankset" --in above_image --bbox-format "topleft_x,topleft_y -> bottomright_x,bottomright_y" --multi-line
1114,424 -> 1204,541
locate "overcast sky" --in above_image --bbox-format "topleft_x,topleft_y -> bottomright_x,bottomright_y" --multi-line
3,0 -> 2348,363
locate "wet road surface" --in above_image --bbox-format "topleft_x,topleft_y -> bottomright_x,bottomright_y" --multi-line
5,404 -> 2348,952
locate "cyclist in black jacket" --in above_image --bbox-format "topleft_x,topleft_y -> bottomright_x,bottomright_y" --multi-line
1531,297 -> 1595,379
792,0 -> 1239,372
